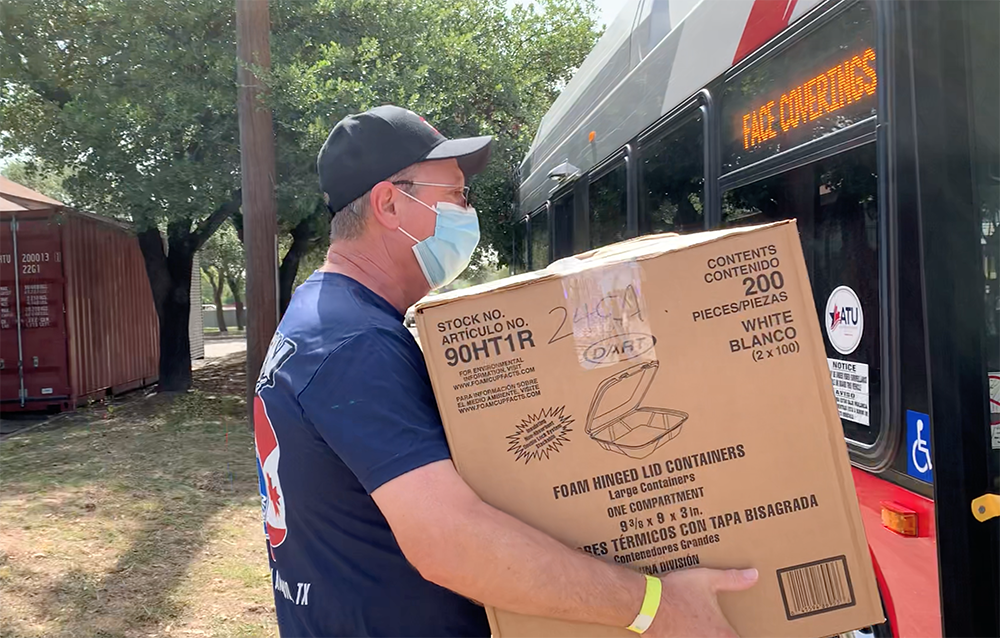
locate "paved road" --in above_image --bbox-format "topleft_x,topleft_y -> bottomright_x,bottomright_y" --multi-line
202,332 -> 420,360
194,336 -> 247,369
206,337 -> 247,358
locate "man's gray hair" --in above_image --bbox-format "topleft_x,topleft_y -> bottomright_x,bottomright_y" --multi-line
330,166 -> 416,241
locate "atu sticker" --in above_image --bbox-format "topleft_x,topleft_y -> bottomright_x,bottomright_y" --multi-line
825,286 -> 864,355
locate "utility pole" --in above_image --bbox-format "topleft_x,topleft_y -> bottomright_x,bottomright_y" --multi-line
236,0 -> 278,428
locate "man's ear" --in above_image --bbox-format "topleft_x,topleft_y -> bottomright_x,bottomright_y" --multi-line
368,181 -> 400,231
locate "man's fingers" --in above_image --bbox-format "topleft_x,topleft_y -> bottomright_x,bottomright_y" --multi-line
713,568 -> 759,592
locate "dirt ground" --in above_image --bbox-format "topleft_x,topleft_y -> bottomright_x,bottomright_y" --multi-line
0,354 -> 277,638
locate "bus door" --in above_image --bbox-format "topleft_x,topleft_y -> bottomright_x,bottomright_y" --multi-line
907,0 -> 999,635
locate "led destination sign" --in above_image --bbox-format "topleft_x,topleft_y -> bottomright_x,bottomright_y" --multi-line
741,48 -> 876,151
721,2 -> 877,172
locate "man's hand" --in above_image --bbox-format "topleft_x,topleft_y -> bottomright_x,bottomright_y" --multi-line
647,568 -> 759,638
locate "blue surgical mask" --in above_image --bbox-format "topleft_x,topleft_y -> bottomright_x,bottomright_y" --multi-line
398,191 -> 481,290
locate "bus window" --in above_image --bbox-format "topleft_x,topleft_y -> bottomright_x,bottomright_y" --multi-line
530,208 -> 550,269
723,144 -> 881,446
552,194 -> 575,260
589,162 -> 628,248
512,218 -> 529,274
639,111 -> 705,234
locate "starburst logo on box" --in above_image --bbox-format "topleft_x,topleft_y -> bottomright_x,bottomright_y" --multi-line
506,406 -> 574,464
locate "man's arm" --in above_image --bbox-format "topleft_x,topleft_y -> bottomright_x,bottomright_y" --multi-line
372,460 -> 757,636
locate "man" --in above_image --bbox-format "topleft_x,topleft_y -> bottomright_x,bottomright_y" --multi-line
254,105 -> 758,637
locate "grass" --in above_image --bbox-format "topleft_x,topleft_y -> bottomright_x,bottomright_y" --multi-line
0,354 -> 277,638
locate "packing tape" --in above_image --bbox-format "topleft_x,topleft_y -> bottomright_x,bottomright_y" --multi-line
561,260 -> 657,370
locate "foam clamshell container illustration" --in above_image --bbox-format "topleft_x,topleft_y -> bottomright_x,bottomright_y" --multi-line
585,360 -> 689,459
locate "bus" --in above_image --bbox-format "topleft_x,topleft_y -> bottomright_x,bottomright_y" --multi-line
512,1 -> 999,636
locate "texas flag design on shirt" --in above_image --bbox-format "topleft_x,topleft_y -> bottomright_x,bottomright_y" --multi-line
254,331 -> 297,552
255,395 -> 287,547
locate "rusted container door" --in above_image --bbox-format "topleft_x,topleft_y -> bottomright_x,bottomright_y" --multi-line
0,219 -> 19,404
0,215 -> 71,410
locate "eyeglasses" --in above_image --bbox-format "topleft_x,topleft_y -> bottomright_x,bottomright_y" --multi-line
392,180 -> 470,206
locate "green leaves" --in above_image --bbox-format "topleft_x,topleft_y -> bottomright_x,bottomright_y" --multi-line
1,0 -> 600,267
267,0 -> 601,266
201,220 -> 246,293
1,0 -> 240,231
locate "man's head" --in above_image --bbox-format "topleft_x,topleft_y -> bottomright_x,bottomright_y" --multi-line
317,106 -> 492,302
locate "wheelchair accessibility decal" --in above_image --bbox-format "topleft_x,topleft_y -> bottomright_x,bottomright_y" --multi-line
906,410 -> 933,483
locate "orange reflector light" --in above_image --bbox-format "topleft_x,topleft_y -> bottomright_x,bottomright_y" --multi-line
588,131 -> 596,142
880,500 -> 918,536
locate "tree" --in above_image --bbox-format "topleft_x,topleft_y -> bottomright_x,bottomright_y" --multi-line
226,263 -> 247,331
202,265 -> 229,333
1,0 -> 600,385
264,0 -> 601,292
1,0 -> 241,391
220,224 -> 247,330
200,221 -> 246,332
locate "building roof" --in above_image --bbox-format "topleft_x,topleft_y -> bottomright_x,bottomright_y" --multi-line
0,175 -> 65,211
0,194 -> 30,212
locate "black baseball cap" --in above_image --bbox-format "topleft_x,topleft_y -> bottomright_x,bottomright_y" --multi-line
317,105 -> 493,215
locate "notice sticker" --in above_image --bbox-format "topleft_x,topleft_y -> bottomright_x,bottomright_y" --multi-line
990,373 -> 1000,407
825,286 -> 864,355
828,358 -> 870,426
990,373 -> 1000,450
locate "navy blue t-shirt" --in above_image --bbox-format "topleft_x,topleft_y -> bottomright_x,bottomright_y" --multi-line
252,272 -> 490,638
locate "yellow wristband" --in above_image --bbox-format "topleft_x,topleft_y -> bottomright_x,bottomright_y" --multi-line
626,575 -> 662,634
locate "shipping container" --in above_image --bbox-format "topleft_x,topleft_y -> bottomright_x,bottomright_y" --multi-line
0,176 -> 160,412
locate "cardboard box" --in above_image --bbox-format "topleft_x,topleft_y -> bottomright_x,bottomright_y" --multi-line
415,221 -> 882,638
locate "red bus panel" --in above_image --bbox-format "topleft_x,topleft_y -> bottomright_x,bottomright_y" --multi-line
853,468 -> 941,637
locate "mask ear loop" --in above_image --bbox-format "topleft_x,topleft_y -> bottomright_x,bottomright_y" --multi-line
396,188 -> 438,245
398,226 -> 420,244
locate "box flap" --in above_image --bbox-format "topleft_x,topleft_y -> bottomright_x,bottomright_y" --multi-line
414,221 -> 794,312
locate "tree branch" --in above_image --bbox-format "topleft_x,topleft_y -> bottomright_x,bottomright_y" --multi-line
278,214 -> 318,314
231,210 -> 245,243
193,189 -> 242,251
203,264 -> 219,292
29,80 -> 73,107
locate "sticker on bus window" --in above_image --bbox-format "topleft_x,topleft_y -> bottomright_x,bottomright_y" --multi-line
989,373 -> 1000,450
906,410 -> 933,483
825,286 -> 864,355
828,358 -> 870,426
989,373 -> 1000,411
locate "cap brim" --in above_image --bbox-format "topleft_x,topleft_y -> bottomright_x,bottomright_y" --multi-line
424,136 -> 493,176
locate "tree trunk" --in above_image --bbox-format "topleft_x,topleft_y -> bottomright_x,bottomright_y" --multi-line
279,216 -> 317,316
205,268 -> 228,333
138,227 -> 195,392
135,194 -> 240,393
227,275 -> 245,330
